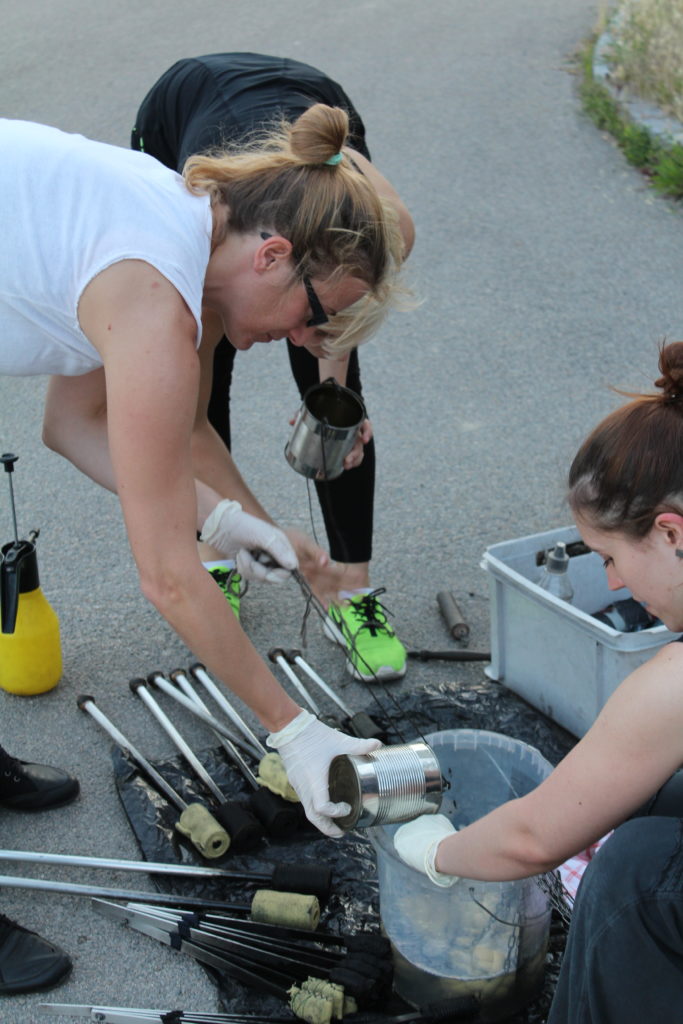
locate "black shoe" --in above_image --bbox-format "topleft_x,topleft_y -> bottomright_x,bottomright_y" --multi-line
0,749 -> 79,811
0,914 -> 72,994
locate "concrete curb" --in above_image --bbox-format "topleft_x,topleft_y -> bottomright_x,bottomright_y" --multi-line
593,16 -> 683,148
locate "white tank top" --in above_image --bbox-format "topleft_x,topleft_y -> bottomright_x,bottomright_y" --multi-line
0,119 -> 212,375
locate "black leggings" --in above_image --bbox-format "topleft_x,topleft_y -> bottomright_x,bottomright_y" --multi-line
208,339 -> 374,564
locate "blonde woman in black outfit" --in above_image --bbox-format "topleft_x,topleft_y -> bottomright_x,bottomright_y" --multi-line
132,53 -> 415,683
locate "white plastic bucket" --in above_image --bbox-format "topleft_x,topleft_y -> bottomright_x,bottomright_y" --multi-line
369,729 -> 553,1022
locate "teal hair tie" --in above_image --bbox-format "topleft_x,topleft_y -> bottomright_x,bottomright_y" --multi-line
324,152 -> 343,166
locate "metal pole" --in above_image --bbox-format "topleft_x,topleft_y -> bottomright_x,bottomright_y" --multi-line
188,664 -> 267,757
130,679 -> 226,805
148,671 -> 263,761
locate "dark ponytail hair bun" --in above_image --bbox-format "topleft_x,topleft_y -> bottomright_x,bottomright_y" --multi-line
567,340 -> 683,538
655,340 -> 683,406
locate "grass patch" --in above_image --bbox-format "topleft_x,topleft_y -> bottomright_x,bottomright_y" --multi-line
607,0 -> 683,122
579,13 -> 683,200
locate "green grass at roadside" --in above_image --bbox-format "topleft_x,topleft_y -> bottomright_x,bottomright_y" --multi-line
579,13 -> 683,200
607,0 -> 683,122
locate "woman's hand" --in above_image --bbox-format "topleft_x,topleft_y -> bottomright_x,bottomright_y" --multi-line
267,709 -> 383,836
283,527 -> 349,606
286,412 -> 373,473
343,418 -> 373,472
201,499 -> 298,581
394,815 -> 459,887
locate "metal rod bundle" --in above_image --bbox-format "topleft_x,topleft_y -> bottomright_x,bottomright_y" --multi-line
40,998 -> 482,1024
281,650 -> 384,740
93,900 -> 393,1011
0,874 -> 261,912
183,664 -> 301,807
130,677 -> 264,852
168,669 -> 306,841
77,695 -> 230,859
0,849 -> 330,899
40,1007 -> 299,1024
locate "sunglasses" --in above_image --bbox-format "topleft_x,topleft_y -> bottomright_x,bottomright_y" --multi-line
261,232 -> 329,328
302,275 -> 329,328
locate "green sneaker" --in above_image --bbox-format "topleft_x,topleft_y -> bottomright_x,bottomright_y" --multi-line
207,566 -> 247,619
324,588 -> 407,682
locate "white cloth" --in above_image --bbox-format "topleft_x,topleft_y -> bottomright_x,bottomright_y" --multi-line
0,119 -> 212,376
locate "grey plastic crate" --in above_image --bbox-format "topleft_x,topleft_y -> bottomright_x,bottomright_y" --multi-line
481,525 -> 680,737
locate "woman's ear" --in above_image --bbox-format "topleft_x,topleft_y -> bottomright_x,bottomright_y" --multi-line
653,511 -> 683,550
254,234 -> 293,272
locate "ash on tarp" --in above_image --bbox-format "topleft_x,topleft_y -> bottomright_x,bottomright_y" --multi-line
112,679 -> 577,1023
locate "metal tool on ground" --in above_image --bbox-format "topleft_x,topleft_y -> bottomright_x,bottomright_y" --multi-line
183,663 -> 264,753
406,648 -> 490,662
40,1006 -> 303,1023
406,592 -> 490,662
187,663 -> 300,804
38,1000 -> 480,1023
0,874 -> 298,914
131,678 -> 264,852
168,669 -> 309,845
0,849 -> 329,899
93,901 -> 333,1015
77,695 -> 230,859
282,650 -> 384,740
268,647 -> 339,728
436,590 -> 470,643
126,674 -> 261,760
94,900 -> 392,1012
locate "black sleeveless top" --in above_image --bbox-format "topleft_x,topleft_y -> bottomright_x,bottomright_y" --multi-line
132,52 -> 371,172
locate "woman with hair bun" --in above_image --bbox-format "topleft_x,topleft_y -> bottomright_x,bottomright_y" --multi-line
0,102 -> 404,836
395,341 -> 683,1022
129,53 -> 415,683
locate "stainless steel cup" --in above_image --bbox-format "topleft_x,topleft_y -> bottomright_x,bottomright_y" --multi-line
285,378 -> 366,481
328,741 -> 444,830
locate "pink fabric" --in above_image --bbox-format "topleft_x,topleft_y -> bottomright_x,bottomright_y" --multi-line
558,832 -> 613,904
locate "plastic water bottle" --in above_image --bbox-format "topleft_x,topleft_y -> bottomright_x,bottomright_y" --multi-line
537,541 -> 574,602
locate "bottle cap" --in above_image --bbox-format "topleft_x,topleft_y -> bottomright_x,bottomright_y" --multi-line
546,541 -> 569,573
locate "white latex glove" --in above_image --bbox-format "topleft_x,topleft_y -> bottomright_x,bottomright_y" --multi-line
267,709 -> 382,837
393,813 -> 459,887
200,499 -> 297,582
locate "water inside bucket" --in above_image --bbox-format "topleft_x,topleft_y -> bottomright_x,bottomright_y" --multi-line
369,729 -> 553,1022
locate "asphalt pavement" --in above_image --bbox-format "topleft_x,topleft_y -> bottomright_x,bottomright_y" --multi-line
2,1 -> 683,1020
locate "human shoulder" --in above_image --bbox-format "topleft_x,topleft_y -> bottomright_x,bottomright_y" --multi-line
600,639 -> 683,737
79,259 -> 197,361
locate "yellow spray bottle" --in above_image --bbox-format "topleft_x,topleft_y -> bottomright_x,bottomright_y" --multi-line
0,453 -> 62,695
